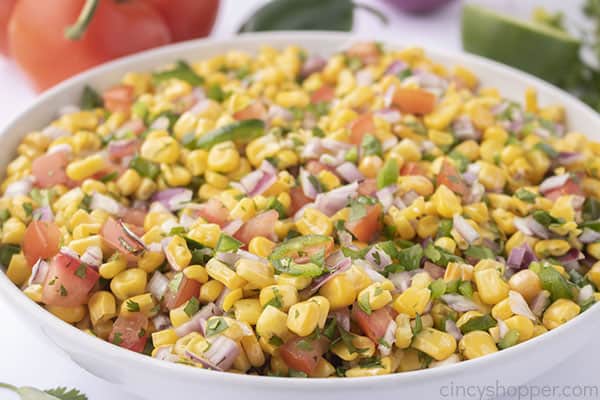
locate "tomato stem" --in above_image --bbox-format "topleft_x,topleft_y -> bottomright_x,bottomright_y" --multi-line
353,2 -> 389,25
64,0 -> 100,40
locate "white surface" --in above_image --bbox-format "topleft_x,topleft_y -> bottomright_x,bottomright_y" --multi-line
0,2 -> 598,400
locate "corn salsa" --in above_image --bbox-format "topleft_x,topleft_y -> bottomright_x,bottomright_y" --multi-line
1,42 -> 600,377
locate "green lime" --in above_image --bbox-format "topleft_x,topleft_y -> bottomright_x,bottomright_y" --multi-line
461,4 -> 581,85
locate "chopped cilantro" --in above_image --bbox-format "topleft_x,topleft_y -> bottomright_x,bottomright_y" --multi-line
126,299 -> 141,312
183,297 -> 200,317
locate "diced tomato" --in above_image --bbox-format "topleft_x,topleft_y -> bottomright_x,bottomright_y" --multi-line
289,186 -> 313,215
234,210 -> 279,244
194,198 -> 230,227
280,336 -> 329,376
103,85 -> 135,113
392,87 -> 436,115
23,220 -> 61,266
352,305 -> 394,342
346,203 -> 382,243
436,160 -> 468,196
233,102 -> 267,121
109,313 -> 149,353
305,160 -> 334,176
92,161 -> 125,182
346,42 -> 381,65
163,274 -> 201,310
31,151 -> 70,188
108,139 -> 141,160
349,113 -> 375,145
545,179 -> 585,201
400,161 -> 427,176
41,253 -> 99,307
121,208 -> 147,229
100,217 -> 145,262
310,84 -> 335,104
358,178 -> 377,196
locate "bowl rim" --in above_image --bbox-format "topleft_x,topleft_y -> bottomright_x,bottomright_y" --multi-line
1,30 -> 599,387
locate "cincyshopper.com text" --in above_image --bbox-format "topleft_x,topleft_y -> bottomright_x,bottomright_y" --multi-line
439,380 -> 599,399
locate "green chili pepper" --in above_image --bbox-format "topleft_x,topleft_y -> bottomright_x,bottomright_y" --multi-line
152,60 -> 204,86
238,0 -> 388,33
269,234 -> 332,261
498,329 -> 520,349
0,244 -> 20,267
129,156 -> 160,179
537,264 -> 574,301
183,119 -> 265,150
80,85 -> 103,110
459,314 -> 497,334
272,259 -> 325,277
376,157 -> 399,189
215,233 -> 243,253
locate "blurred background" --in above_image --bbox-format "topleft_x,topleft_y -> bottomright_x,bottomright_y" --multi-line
0,1 -> 598,399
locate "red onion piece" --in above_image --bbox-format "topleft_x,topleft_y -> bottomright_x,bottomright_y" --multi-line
90,192 -> 125,216
28,259 -> 49,286
108,139 -> 139,159
5,176 -> 34,197
301,256 -> 352,297
452,116 -> 478,140
314,182 -> 358,216
445,319 -> 463,341
222,219 -> 244,236
152,188 -> 193,212
81,246 -> 103,267
355,69 -> 373,86
32,206 -> 54,222
557,248 -> 584,270
378,319 -> 397,356
453,214 -> 479,244
365,246 -> 392,271
497,318 -> 509,339
388,270 -> 418,293
332,308 -> 351,332
154,346 -> 180,363
579,228 -> 600,244
148,271 -> 169,301
301,138 -> 323,160
578,285 -> 594,303
539,174 -> 570,194
441,294 -> 480,312
59,246 -> 81,260
150,116 -> 171,131
506,243 -> 537,270
320,138 -> 353,152
299,168 -> 319,199
383,85 -> 396,108
423,261 -> 445,279
375,184 -> 397,212
152,314 -> 171,331
375,108 -> 402,124
508,290 -> 537,321
531,291 -> 551,317
384,60 -> 408,76
335,162 -> 364,183
401,190 -> 419,207
301,55 -> 326,78
556,152 -> 584,166
175,303 -> 220,337
186,334 -> 240,371
42,125 -> 70,140
514,216 -> 550,239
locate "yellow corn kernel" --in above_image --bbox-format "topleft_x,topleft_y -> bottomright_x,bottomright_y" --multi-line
459,331 -> 498,359
317,170 -> 341,191
542,299 -> 581,330
525,86 -> 538,113
435,237 -> 457,254
275,274 -> 312,290
230,197 -> 256,221
199,279 -> 224,303
392,287 -> 431,317
66,154 -> 106,181
491,298 -> 513,321
98,254 -> 127,279
162,164 -> 192,187
187,223 -> 221,248
259,284 -> 298,312
358,155 -> 384,179
23,284 -> 43,303
88,291 -> 117,325
248,237 -> 276,259
287,301 -> 320,337
534,239 -> 570,258
424,96 -> 461,130
236,259 -> 275,289
140,135 -> 180,164
504,315 -> 534,342
185,149 -> 208,176
120,293 -> 156,316
473,268 -> 509,305
71,222 -> 101,240
455,311 -> 483,330
221,288 -> 243,312
135,178 -> 157,201
241,334 -> 265,368
319,274 -> 357,309
207,141 -> 240,173
6,253 -> 30,286
169,304 -> 191,328
411,327 -> 457,361
46,305 -> 87,323
358,283 -> 393,311
491,208 -> 516,235
152,329 -> 178,347
275,90 -> 309,108
417,215 -> 440,238
463,202 -> 489,223
2,217 -> 26,244
309,358 -> 336,378
182,265 -> 209,284
296,208 -> 333,236
68,235 -> 107,255
165,236 -> 192,271
394,314 -> 413,349
478,162 -> 506,192
173,332 -> 202,355
206,258 -> 247,289
587,262 -> 600,288
138,251 -> 165,273
431,185 -> 462,218
345,357 -> 392,377
234,298 -> 262,325
256,305 -> 290,341
110,268 -> 148,301
115,169 -> 141,196
532,324 -> 548,338
387,207 -> 416,240
411,272 -> 433,290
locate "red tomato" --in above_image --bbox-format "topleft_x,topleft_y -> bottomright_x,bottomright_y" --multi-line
100,217 -> 145,262
392,87 -> 436,115
358,178 -> 377,196
305,160 -> 334,176
545,179 -> 585,201
0,0 -> 16,56
233,102 -> 267,121
289,186 -> 313,215
109,312 -> 149,353
163,274 -> 201,310
437,159 -> 468,196
23,220 -> 61,267
234,210 -> 279,244
346,42 -> 381,65
92,161 -> 125,182
195,198 -> 230,227
280,336 -> 329,375
8,0 -> 171,91
103,85 -> 135,113
310,85 -> 335,104
349,113 -> 375,145
121,208 -> 146,228
42,253 -> 99,307
352,305 -> 394,342
146,0 -> 220,42
400,161 -> 427,176
108,139 -> 141,160
346,203 -> 382,243
31,151 -> 70,188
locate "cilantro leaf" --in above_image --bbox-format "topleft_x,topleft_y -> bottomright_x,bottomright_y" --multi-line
126,299 -> 140,312
361,134 -> 382,157
153,60 -> 204,86
397,244 -> 423,271
80,86 -> 103,110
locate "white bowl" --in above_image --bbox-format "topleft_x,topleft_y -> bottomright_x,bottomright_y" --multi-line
1,32 -> 599,400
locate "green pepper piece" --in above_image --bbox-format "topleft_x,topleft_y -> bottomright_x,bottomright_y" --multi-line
238,0 -> 387,33
272,259 -> 324,277
498,329 -> 520,349
215,233 -> 243,253
129,156 -> 160,179
269,234 -> 332,261
376,157 -> 398,189
152,60 -> 204,86
537,264 -> 573,301
184,119 -> 265,150
80,85 -> 103,110
459,314 -> 497,334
